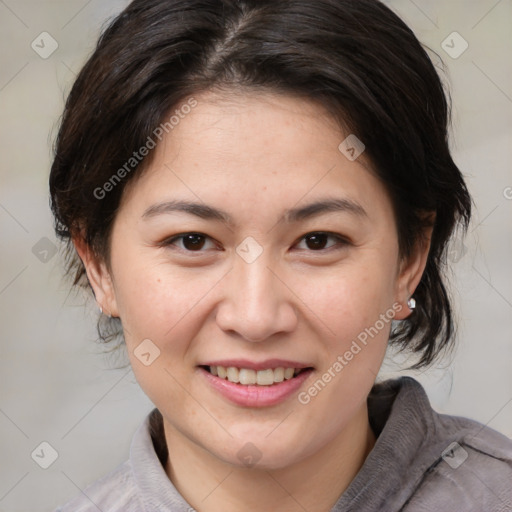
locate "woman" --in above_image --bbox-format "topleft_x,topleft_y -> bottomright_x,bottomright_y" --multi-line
51,0 -> 512,510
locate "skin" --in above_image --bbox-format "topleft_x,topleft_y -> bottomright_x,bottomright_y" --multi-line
75,91 -> 431,512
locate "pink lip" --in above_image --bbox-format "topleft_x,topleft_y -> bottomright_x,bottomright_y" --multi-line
198,366 -> 314,407
200,359 -> 312,371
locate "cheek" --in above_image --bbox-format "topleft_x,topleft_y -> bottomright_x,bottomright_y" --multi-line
301,258 -> 398,343
292,257 -> 398,413
115,263 -> 217,412
111,253 -> 214,352
291,257 -> 398,427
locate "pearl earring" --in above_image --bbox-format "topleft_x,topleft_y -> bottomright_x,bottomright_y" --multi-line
99,305 -> 113,318
407,297 -> 416,310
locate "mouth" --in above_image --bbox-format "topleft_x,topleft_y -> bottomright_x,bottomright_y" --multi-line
197,361 -> 315,407
200,365 -> 313,386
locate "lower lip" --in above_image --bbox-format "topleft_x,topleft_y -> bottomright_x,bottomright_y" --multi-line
199,367 -> 314,407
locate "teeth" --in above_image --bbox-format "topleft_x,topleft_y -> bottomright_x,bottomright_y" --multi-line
274,367 -> 284,382
256,369 -> 274,386
239,369 -> 256,385
226,367 -> 239,383
284,368 -> 294,380
208,365 -> 306,386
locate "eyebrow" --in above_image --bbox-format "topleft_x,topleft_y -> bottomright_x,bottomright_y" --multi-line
283,198 -> 367,223
141,197 -> 367,225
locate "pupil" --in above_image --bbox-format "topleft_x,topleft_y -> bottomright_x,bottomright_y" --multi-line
184,234 -> 205,250
306,233 -> 327,250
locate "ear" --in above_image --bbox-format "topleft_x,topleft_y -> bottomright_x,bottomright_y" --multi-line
72,234 -> 119,317
393,218 -> 434,320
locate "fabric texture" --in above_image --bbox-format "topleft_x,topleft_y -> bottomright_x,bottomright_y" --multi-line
55,377 -> 512,511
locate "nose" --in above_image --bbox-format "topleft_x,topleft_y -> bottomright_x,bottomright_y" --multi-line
215,255 -> 298,342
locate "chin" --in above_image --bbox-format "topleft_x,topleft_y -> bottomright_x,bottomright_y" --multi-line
208,432 -> 312,471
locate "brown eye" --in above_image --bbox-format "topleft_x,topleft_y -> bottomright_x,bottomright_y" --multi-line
181,234 -> 206,251
164,233 -> 216,252
304,233 -> 330,250
295,232 -> 346,251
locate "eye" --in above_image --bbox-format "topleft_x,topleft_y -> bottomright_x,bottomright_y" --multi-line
163,233 -> 218,252
294,232 -> 349,251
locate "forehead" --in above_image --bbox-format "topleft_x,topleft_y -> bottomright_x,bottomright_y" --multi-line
119,91 -> 393,225
162,91 -> 347,169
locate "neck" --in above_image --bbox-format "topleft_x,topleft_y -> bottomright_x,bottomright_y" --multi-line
163,405 -> 375,512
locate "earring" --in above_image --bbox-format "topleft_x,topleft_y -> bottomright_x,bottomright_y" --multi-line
407,297 -> 416,310
99,305 -> 113,318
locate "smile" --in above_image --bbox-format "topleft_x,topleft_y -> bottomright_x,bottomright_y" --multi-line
206,365 -> 309,386
198,361 -> 314,407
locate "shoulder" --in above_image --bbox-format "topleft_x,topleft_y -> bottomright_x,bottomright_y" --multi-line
54,408 -> 189,512
357,377 -> 512,511
54,460 -> 143,512
402,379 -> 512,510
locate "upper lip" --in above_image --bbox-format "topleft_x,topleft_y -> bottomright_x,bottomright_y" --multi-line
199,359 -> 314,371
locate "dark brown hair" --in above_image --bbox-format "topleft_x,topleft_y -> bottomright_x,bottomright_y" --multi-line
49,0 -> 472,368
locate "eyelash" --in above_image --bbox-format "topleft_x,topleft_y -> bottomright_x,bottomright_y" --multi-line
161,231 -> 350,254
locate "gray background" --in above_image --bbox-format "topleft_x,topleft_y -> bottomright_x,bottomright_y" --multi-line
0,1 -> 511,510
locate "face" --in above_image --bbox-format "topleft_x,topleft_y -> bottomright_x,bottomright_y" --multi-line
79,92 -> 426,469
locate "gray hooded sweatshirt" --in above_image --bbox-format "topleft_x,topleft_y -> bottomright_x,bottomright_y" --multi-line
56,377 -> 512,511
